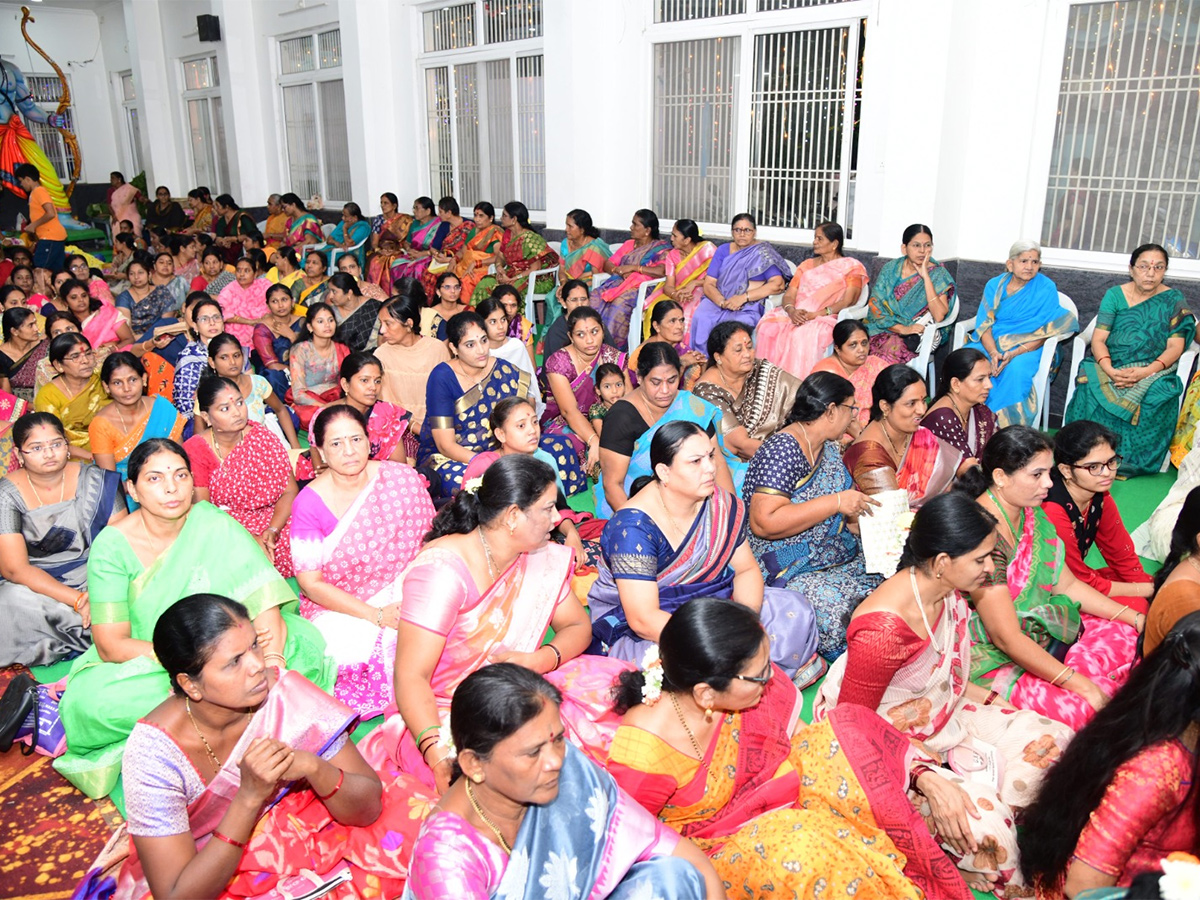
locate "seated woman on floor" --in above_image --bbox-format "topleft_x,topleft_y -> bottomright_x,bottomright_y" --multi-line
865,223 -> 956,366
190,248 -> 234,297
374,285 -> 451,439
0,412 -> 125,667
590,209 -> 671,350
1,306 -> 48,402
90,352 -> 185,483
250,283 -> 302,400
366,455 -> 617,791
1043,421 -> 1153,612
197,335 -> 300,450
324,272 -> 380,353
627,300 -> 706,392
111,593 -> 433,900
404,663 -> 721,900
417,310 -> 584,498
1019,611 -> 1200,899
494,283 -> 537,363
1142,488 -> 1200,656
288,303 -> 351,429
478,296 -> 543,416
216,255 -> 271,352
56,438 -> 332,799
693,321 -> 800,463
291,250 -> 329,309
607,597 -> 972,900
809,318 -> 886,437
962,425 -> 1143,731
422,271 -> 468,342
922,347 -> 997,465
184,376 -> 299,579
743,371 -> 882,660
542,279 -> 616,362
588,420 -> 822,685
114,257 -> 182,358
35,333 -> 110,461
815,492 -> 1074,897
334,253 -> 389,302
172,294 -> 226,426
60,277 -> 138,358
962,240 -> 1076,427
292,405 -> 435,718
66,253 -> 117,308
844,363 -> 963,508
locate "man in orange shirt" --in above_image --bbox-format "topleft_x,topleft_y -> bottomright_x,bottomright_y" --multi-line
15,162 -> 67,271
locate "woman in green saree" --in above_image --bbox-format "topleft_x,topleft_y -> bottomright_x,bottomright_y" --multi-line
1065,243 -> 1194,476
468,201 -> 558,306
56,439 -> 333,799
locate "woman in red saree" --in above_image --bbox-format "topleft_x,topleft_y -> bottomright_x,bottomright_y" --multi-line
105,594 -> 434,900
418,196 -> 471,299
468,201 -> 559,306
365,193 -> 412,292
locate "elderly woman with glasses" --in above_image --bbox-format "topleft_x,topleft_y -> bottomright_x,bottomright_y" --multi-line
34,333 -> 110,460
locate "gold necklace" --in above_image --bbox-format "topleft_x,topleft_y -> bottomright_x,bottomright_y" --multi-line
115,396 -> 146,435
668,691 -> 704,760
881,420 -> 912,462
796,423 -> 816,463
466,780 -> 513,854
947,393 -> 969,428
185,697 -> 223,773
478,528 -> 498,580
656,483 -> 686,537
27,468 -> 67,507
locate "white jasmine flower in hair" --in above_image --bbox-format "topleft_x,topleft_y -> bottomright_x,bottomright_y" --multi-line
1160,854 -> 1200,900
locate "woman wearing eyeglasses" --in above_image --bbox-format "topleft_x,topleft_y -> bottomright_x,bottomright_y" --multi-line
34,333 -> 110,460
1042,421 -> 1153,611
1064,242 -> 1194,476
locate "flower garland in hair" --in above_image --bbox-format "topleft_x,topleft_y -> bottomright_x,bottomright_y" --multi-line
641,644 -> 664,706
1160,853 -> 1200,900
462,477 -> 483,495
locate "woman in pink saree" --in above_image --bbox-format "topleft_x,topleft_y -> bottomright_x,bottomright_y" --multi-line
108,174 -> 142,237
361,455 -> 630,793
592,209 -> 671,350
104,594 -> 434,900
755,222 -> 868,379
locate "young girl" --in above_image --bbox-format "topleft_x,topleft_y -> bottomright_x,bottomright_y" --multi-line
194,333 -> 301,449
478,295 -> 543,416
588,361 -> 626,437
252,283 -> 303,399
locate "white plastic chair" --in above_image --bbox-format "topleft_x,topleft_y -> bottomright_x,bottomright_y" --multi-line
762,259 -> 797,312
836,282 -> 872,321
522,265 -> 559,326
328,234 -> 369,268
908,294 -> 959,386
628,278 -> 666,353
255,219 -> 267,233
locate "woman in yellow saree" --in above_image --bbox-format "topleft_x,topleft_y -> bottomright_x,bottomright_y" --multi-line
366,193 -> 413,292
34,332 -> 110,460
640,219 -> 715,348
454,201 -> 504,301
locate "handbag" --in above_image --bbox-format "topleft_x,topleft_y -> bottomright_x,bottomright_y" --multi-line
0,673 -> 38,756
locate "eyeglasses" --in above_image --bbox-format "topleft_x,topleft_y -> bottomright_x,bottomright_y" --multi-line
1071,455 -> 1123,476
731,661 -> 773,685
840,403 -> 860,414
62,350 -> 95,362
731,227 -> 755,235
1134,263 -> 1166,273
195,315 -> 223,325
21,440 -> 67,455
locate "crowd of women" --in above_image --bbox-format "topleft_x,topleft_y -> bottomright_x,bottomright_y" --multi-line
0,179 -> 1197,900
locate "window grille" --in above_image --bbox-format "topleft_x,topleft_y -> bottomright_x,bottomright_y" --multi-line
426,67 -> 455,199
279,35 -> 316,74
318,29 -> 341,68
486,60 -> 515,204
516,55 -> 545,210
757,0 -> 850,10
485,0 -> 542,44
281,84 -> 320,199
423,4 -> 476,52
25,74 -> 75,183
655,0 -> 745,23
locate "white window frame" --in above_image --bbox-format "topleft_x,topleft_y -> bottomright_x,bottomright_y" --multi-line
1023,0 -> 1200,277
415,0 -> 546,218
274,25 -> 350,205
645,0 -> 870,245
23,71 -> 80,183
179,54 -> 228,193
115,70 -> 142,176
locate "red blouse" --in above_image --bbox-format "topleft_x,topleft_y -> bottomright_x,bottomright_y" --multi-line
838,611 -> 929,709
1041,492 -> 1151,598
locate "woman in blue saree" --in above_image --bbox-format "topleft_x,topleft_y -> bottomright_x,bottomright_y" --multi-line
963,240 -> 1077,426
417,311 -> 586,497
866,223 -> 957,365
325,201 -> 372,269
589,420 -> 822,685
690,213 -> 789,354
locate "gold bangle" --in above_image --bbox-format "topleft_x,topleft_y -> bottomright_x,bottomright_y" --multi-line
1050,665 -> 1071,687
1108,604 -> 1130,622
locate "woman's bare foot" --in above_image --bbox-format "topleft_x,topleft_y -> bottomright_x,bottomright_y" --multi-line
957,864 -> 999,894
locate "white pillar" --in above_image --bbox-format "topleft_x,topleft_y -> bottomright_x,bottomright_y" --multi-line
122,0 -> 187,193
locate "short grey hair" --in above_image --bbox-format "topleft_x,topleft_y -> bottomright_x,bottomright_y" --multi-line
1008,239 -> 1041,260
268,193 -> 282,204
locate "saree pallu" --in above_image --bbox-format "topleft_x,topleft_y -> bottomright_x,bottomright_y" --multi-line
294,401 -> 412,481
291,463 -> 435,716
333,298 -> 382,353
283,213 -> 323,252
189,205 -> 215,234
288,341 -> 351,428
0,464 -> 121,666
403,742 -> 699,900
844,427 -> 962,508
627,339 -> 702,392
251,319 -> 302,400
811,353 -> 887,427
196,270 -> 235,297
172,341 -> 208,420
965,272 -> 1076,427
692,358 -> 800,443
591,239 -> 672,350
1068,288 -> 1193,475
817,593 -> 1074,894
469,229 -> 559,306
86,276 -> 117,308
108,183 -> 141,237
455,223 -> 504,300
607,672 -> 969,900
217,278 -> 272,348
0,340 -> 47,399
34,373 -> 110,451
365,212 -> 414,290
755,255 -> 869,379
743,433 -> 881,659
641,242 -> 715,346
390,218 -> 449,293
214,211 -> 257,263
291,277 -> 328,308
81,304 -> 126,350
57,501 -> 333,798
922,403 -> 997,460
115,285 -> 176,336
418,219 -> 471,298
969,506 -> 1137,730
541,344 -> 627,459
326,219 -> 372,268
88,396 -> 184,485
866,256 -> 957,365
587,489 -> 819,678
111,669 -> 435,900
0,389 -> 27,473
689,241 -> 790,354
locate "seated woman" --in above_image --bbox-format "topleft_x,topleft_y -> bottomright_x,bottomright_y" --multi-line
334,253 -> 389,302
607,597 -> 971,900
390,196 -> 450,292
374,285 -> 451,437
589,421 -> 821,684
364,192 -> 412,292
172,294 -> 226,425
478,296 -> 542,416
816,493 -> 1075,896
404,663 -> 721,899
495,284 -> 536,362
288,303 -> 350,429
198,335 -> 300,450
105,234 -> 137,292
65,254 -> 117,308
449,200 -> 503,302
0,412 -> 125,667
144,186 -> 185,232
543,279 -> 616,362
55,439 -> 332,799
149,252 -> 191,313
639,218 -> 714,347
743,372 -> 882,660
185,377 -> 299,579
59,277 -> 137,360
167,235 -> 201,284
1141,488 -> 1200,656
690,213 -> 788,354
90,353 -> 185,483
922,347 -> 997,465
1069,243 -> 1193,475
324,272 -> 380,353
110,594 -> 433,900
469,201 -> 558,306
211,193 -> 257,264
296,352 -> 415,478
35,333 -> 110,461
962,240 -> 1077,427
1043,421 -> 1153,612
292,406 -> 435,717
844,364 -> 963,508
265,246 -> 303,293
962,425 -> 1143,730
420,271 -> 467,342
274,193 -> 323,259
0,306 -> 47,402
416,196 -> 470,298
597,342 -> 739,517
810,319 -> 886,436
250,283 -> 302,399
182,188 -> 215,235
756,221 -> 869,378
627,300 -> 706,392
556,209 -> 610,322
1019,611 -> 1200,899
590,209 -> 670,349
189,248 -> 234,297
542,305 -> 629,474
418,311 -> 585,498
114,257 -> 180,346
693,321 -> 800,463
326,201 -> 371,268
866,223 -> 956,366
291,250 -> 329,309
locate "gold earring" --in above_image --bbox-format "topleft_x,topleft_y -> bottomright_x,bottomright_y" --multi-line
509,522 -> 515,537
472,774 -> 483,784
936,569 -> 943,579
704,707 -> 714,724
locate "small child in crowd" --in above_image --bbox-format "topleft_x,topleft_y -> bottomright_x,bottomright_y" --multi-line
589,362 -> 626,437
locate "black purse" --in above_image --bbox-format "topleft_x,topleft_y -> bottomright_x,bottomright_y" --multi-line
0,673 -> 38,756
